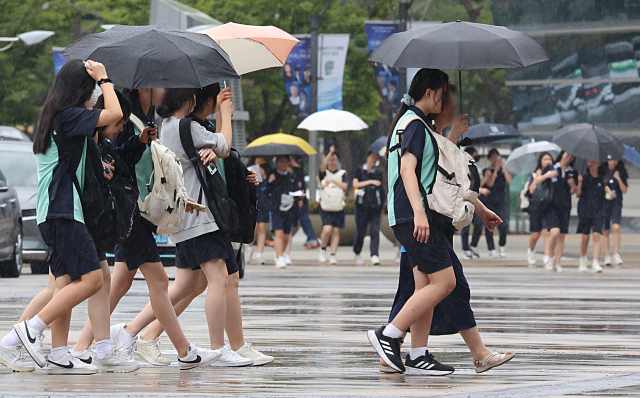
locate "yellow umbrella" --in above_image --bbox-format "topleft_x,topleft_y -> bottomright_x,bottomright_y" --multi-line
243,133 -> 317,156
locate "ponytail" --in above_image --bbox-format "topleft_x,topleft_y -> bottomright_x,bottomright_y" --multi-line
386,68 -> 449,157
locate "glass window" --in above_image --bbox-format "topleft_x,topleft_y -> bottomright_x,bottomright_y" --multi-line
0,151 -> 37,188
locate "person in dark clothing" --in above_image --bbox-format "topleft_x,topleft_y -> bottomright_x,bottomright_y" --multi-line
267,155 -> 298,269
352,152 -> 385,265
459,146 -> 489,259
318,146 -> 348,265
248,156 -> 271,265
289,156 -> 319,250
526,152 -> 554,267
576,160 -> 606,273
482,149 -> 512,258
601,160 -> 628,266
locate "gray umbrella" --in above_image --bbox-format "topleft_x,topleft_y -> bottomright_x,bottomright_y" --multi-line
368,20 -> 548,111
61,25 -> 238,89
552,123 -> 625,162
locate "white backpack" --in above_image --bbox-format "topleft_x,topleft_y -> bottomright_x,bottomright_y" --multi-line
319,169 -> 347,212
393,113 -> 479,231
131,115 -> 189,235
520,173 -> 534,212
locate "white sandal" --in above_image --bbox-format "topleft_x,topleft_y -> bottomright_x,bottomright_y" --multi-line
474,351 -> 515,373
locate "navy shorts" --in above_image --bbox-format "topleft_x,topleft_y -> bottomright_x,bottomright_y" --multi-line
39,219 -> 102,282
98,252 -> 107,262
607,201 -> 622,226
542,205 -> 571,234
114,215 -> 161,271
320,209 -> 345,228
529,207 -> 543,233
257,206 -> 270,224
175,231 -> 238,275
577,214 -> 606,235
270,210 -> 293,234
392,221 -> 452,275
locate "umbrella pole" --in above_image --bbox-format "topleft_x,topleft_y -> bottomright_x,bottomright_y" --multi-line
458,70 -> 463,115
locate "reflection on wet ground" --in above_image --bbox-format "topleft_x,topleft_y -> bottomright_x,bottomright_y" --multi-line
2,265 -> 640,396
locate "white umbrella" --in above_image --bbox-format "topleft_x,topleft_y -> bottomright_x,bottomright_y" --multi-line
505,140 -> 561,175
297,109 -> 368,132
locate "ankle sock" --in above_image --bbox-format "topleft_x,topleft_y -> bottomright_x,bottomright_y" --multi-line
321,247 -> 327,251
95,339 -> 111,359
382,324 -> 403,339
178,343 -> 195,360
50,346 -> 69,361
410,347 -> 428,359
0,330 -> 21,348
28,316 -> 47,334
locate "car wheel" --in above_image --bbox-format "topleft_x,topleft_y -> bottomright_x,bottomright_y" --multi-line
30,260 -> 49,275
2,230 -> 22,278
237,244 -> 245,279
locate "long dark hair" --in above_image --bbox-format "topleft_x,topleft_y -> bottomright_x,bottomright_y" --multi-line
610,160 -> 628,182
95,90 -> 132,126
156,88 -> 198,118
536,152 -> 553,171
193,83 -> 221,115
33,59 -> 96,154
387,68 -> 449,154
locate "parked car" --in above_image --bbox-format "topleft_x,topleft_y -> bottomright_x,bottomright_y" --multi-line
0,141 -> 48,274
0,167 -> 22,277
0,126 -> 30,142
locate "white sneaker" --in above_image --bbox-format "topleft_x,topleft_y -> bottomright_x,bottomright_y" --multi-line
395,248 -> 401,263
319,249 -> 326,263
555,263 -> 564,273
462,251 -> 472,260
355,254 -> 364,265
0,344 -> 35,372
235,342 -> 274,366
371,255 -> 380,265
13,320 -> 45,368
283,254 -> 292,265
604,256 -> 612,267
70,349 -> 94,365
527,249 -> 536,266
613,253 -> 623,266
579,256 -> 588,272
470,247 -> 480,258
489,250 -> 498,259
178,343 -> 222,370
499,246 -> 507,258
329,255 -> 338,265
210,344 -> 253,367
255,253 -> 265,265
544,257 -> 554,271
110,323 -> 137,356
94,350 -> 140,373
246,246 -> 255,262
275,257 -> 287,269
592,260 -> 603,273
134,337 -> 171,366
45,353 -> 98,375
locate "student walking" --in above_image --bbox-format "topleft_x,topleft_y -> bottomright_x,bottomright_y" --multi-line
352,152 -> 385,265
248,156 -> 271,265
290,156 -> 319,250
601,160 -> 628,266
267,155 -> 298,269
0,60 -> 122,374
318,145 -> 348,265
366,68 -> 503,374
458,147 -> 489,259
482,149 -> 512,258
525,152 -> 553,266
576,160 -> 606,273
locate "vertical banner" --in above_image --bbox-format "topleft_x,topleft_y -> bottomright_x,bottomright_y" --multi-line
53,47 -> 66,76
365,21 -> 400,112
282,34 -> 349,115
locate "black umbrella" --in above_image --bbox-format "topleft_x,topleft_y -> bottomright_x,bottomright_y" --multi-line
368,136 -> 388,156
369,20 -> 548,112
552,124 -> 625,162
457,123 -> 522,145
61,25 -> 238,89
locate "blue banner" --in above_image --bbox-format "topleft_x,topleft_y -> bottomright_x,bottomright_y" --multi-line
365,22 -> 400,112
283,36 -> 312,117
53,47 -> 66,76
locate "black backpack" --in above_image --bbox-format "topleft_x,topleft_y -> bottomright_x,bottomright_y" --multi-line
224,148 -> 258,243
360,171 -> 385,213
179,117 -> 240,240
51,113 -> 137,253
532,179 -> 553,214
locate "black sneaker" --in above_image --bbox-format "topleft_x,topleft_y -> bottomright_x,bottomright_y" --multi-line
405,351 -> 454,376
367,326 -> 405,373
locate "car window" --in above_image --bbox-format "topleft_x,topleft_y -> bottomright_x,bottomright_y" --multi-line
0,168 -> 6,184
0,150 -> 37,187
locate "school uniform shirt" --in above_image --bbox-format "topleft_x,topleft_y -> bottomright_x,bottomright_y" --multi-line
36,108 -> 102,225
387,107 -> 436,227
188,114 -> 227,183
319,169 -> 348,189
354,165 -> 384,208
483,167 -> 507,208
267,170 -> 298,211
578,172 -> 605,219
605,168 -> 626,206
544,163 -> 576,209
160,116 -> 229,243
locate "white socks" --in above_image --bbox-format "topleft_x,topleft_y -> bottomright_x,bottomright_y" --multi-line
382,324 -> 403,339
50,346 -> 69,361
95,339 -> 111,359
0,330 -> 21,348
410,347 -> 427,359
28,316 -> 47,334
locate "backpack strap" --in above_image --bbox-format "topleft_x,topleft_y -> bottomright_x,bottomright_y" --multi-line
179,117 -> 207,205
49,112 -> 83,202
129,114 -> 146,134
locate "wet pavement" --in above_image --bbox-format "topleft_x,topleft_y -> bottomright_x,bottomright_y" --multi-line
1,235 -> 640,397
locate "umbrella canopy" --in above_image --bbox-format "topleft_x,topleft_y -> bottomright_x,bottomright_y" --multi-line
552,124 -> 625,162
624,144 -> 640,169
242,133 -> 317,157
61,25 -> 238,89
297,109 -> 368,132
504,141 -> 561,175
198,23 -> 299,75
368,20 -> 548,70
458,124 -> 522,145
368,136 -> 388,156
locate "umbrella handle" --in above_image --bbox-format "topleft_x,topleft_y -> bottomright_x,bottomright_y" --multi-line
458,70 -> 463,115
